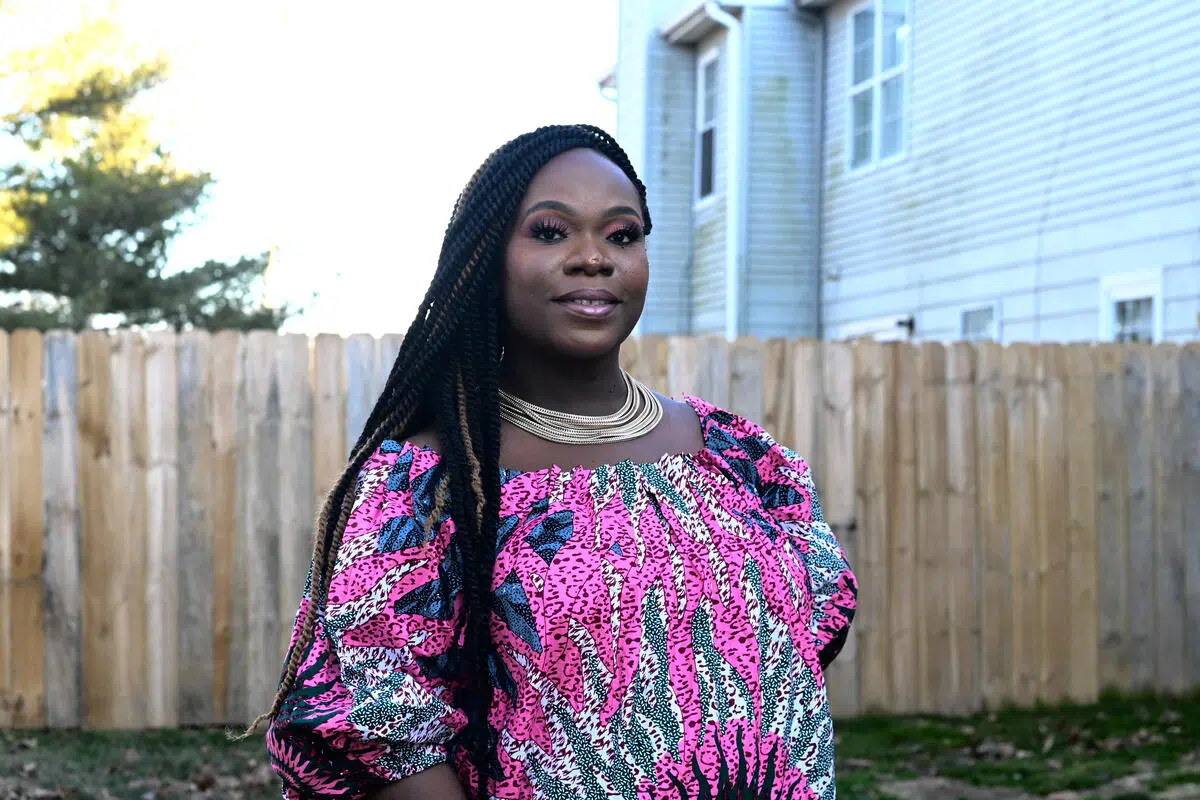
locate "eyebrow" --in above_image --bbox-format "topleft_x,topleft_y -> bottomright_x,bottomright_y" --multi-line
521,200 -> 643,223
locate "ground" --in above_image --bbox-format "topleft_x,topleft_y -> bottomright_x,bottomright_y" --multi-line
1,692 -> 1197,799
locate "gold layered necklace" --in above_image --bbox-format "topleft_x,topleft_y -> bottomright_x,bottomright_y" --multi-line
498,370 -> 664,445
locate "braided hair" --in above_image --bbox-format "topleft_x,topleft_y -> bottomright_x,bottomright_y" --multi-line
246,124 -> 652,800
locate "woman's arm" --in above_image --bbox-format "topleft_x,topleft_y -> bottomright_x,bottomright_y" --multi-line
370,765 -> 469,800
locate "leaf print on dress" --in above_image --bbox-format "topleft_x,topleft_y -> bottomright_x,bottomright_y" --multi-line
392,557 -> 462,622
493,569 -> 542,653
524,510 -> 575,565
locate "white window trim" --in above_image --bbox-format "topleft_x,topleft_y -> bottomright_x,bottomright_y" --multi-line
1099,269 -> 1164,342
960,300 -> 1002,342
694,47 -> 720,210
846,0 -> 912,173
832,314 -> 913,341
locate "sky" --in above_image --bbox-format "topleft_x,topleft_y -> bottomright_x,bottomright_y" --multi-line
2,0 -> 620,335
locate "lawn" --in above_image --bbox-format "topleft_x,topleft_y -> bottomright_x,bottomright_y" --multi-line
2,691 -> 1197,799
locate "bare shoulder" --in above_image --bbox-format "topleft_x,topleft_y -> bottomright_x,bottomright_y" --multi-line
404,428 -> 441,453
655,393 -> 706,451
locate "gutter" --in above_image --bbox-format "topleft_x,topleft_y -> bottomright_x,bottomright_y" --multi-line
703,2 -> 746,341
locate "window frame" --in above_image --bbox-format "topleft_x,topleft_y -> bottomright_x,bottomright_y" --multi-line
695,46 -> 720,209
960,301 -> 1001,342
831,314 -> 913,342
846,0 -> 913,172
1099,269 -> 1164,343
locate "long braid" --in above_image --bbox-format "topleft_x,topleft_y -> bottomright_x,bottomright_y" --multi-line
253,125 -> 651,800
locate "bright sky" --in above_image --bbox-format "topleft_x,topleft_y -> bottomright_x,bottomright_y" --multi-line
2,0 -> 619,335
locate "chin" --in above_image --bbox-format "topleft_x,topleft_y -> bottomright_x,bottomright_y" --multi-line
552,331 -> 627,361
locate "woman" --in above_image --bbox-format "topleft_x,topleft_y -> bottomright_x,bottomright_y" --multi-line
257,124 -> 857,800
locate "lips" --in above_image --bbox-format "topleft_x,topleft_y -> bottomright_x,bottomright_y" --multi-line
553,288 -> 621,319
553,288 -> 620,304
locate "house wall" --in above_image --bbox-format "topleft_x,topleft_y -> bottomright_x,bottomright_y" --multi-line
617,0 -> 696,334
819,0 -> 1200,342
743,5 -> 823,338
690,30 -> 729,335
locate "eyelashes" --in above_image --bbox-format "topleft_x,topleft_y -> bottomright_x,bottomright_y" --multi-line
527,218 -> 644,247
529,219 -> 570,243
607,223 -> 644,246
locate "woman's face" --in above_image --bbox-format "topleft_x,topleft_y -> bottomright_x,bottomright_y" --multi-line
501,148 -> 649,363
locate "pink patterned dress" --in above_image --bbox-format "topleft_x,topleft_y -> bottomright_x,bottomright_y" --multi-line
266,396 -> 857,799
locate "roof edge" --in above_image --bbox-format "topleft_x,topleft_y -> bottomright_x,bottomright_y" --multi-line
660,2 -> 743,44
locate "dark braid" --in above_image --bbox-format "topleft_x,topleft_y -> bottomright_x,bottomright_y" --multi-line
248,124 -> 651,799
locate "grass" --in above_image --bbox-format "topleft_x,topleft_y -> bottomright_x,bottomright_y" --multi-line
1,692 -> 1197,799
0,727 -> 278,799
834,690 -> 1200,799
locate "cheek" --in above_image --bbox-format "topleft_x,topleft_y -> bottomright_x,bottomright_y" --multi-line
624,252 -> 651,297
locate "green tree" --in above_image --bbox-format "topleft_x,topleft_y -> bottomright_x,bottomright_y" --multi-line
0,11 -> 293,331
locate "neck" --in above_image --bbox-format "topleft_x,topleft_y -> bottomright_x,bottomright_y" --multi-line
499,346 -> 627,416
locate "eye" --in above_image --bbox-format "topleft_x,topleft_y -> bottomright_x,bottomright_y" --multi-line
530,219 -> 569,243
607,224 -> 644,247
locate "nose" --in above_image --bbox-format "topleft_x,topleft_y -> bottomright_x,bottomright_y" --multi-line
565,239 -> 614,277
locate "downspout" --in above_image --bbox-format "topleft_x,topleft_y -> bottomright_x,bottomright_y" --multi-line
797,6 -> 827,340
703,1 -> 745,341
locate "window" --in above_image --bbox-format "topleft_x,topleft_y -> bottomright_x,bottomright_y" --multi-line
961,304 -> 999,341
848,0 -> 911,169
696,49 -> 719,202
1100,270 -> 1163,343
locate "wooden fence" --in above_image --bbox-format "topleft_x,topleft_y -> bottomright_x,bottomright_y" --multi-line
0,330 -> 1197,730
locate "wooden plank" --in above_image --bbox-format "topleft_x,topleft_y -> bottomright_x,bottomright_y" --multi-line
975,342 -> 1012,707
0,331 -> 11,727
1179,344 -> 1200,689
1151,345 -> 1186,693
761,338 -> 791,446
312,334 -> 346,520
642,335 -> 670,397
1064,345 -> 1100,703
115,331 -> 149,728
819,340 -> 857,717
729,337 -> 765,425
667,336 -> 700,399
697,336 -> 730,408
916,342 -> 951,713
145,332 -> 180,727
43,332 -> 83,727
81,331 -> 149,728
789,340 -> 820,464
377,333 -> 404,403
237,331 -> 283,721
79,332 -> 111,727
1123,345 -> 1156,692
1035,345 -> 1069,703
945,343 -> 980,714
278,334 -> 315,653
1005,343 -> 1039,706
210,332 -> 241,722
1095,344 -> 1129,692
852,339 -> 890,713
177,331 -> 215,725
887,342 -> 919,713
344,333 -> 376,452
818,342 -> 855,528
619,335 -> 641,378
10,329 -> 45,728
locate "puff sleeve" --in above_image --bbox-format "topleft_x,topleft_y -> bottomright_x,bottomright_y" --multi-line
267,441 -> 468,799
760,445 -> 858,668
712,413 -> 857,671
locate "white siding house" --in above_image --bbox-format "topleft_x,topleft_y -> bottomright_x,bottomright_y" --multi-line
613,0 -> 1200,342
616,0 -> 825,338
